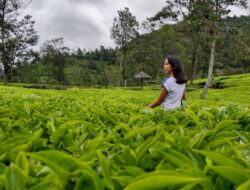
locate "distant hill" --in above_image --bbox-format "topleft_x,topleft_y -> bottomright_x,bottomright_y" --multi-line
2,16 -> 250,87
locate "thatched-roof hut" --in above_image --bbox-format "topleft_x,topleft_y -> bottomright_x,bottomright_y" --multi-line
134,71 -> 151,89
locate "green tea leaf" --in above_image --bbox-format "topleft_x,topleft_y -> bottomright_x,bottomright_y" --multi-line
124,170 -> 203,190
74,170 -> 104,190
211,166 -> 249,186
15,152 -> 29,177
97,151 -> 114,190
28,180 -> 54,190
237,179 -> 250,190
26,150 -> 84,180
196,150 -> 245,169
5,164 -> 25,190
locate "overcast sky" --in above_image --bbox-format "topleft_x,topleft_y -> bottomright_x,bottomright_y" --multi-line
22,0 -> 249,50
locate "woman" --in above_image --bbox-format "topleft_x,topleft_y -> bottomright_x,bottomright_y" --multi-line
149,56 -> 186,110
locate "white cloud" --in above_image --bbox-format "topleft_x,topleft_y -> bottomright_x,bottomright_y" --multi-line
228,6 -> 249,16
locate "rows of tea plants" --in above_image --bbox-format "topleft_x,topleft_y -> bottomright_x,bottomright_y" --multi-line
0,85 -> 250,190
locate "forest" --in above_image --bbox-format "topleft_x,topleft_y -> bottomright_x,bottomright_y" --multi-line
0,1 -> 249,90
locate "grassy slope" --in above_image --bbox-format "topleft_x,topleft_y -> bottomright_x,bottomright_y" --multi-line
187,73 -> 250,107
0,73 -> 249,108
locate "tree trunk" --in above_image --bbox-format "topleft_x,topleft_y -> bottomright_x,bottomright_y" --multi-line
241,56 -> 246,74
189,44 -> 198,86
124,49 -> 128,87
59,63 -> 64,88
1,1 -> 7,85
119,53 -> 123,87
142,50 -> 145,71
200,39 -> 216,99
3,68 -> 10,85
3,70 -> 8,85
141,78 -> 144,90
154,70 -> 159,85
121,48 -> 128,87
60,66 -> 63,87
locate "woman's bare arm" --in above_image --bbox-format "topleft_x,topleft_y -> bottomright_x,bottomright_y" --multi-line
148,87 -> 168,108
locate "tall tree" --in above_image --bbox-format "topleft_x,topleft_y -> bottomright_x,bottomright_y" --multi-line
219,16 -> 250,73
76,48 -> 84,59
176,1 -> 212,85
148,0 -> 248,98
40,38 -> 69,86
225,26 -> 250,73
110,7 -> 139,87
147,1 -> 213,86
200,0 -> 248,99
0,0 -> 38,84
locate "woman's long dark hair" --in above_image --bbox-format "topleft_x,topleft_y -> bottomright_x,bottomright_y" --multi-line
167,56 -> 187,84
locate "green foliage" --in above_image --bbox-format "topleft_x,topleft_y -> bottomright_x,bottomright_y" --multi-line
0,74 -> 249,189
0,0 -> 38,84
5,164 -> 25,190
110,7 -> 140,86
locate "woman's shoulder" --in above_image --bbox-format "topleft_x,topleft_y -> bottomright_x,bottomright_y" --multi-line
162,77 -> 169,84
162,77 -> 177,85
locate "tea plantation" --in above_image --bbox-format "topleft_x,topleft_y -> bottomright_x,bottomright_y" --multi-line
0,74 -> 249,190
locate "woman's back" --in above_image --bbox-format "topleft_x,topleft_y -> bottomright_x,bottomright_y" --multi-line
162,76 -> 185,110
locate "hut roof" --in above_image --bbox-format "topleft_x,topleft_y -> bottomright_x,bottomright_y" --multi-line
134,71 -> 151,79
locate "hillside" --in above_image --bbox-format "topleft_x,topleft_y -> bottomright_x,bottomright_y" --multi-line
10,58 -> 120,86
188,73 -> 250,106
1,16 -> 249,87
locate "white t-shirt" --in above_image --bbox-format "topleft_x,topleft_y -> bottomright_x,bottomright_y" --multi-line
161,77 -> 185,110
